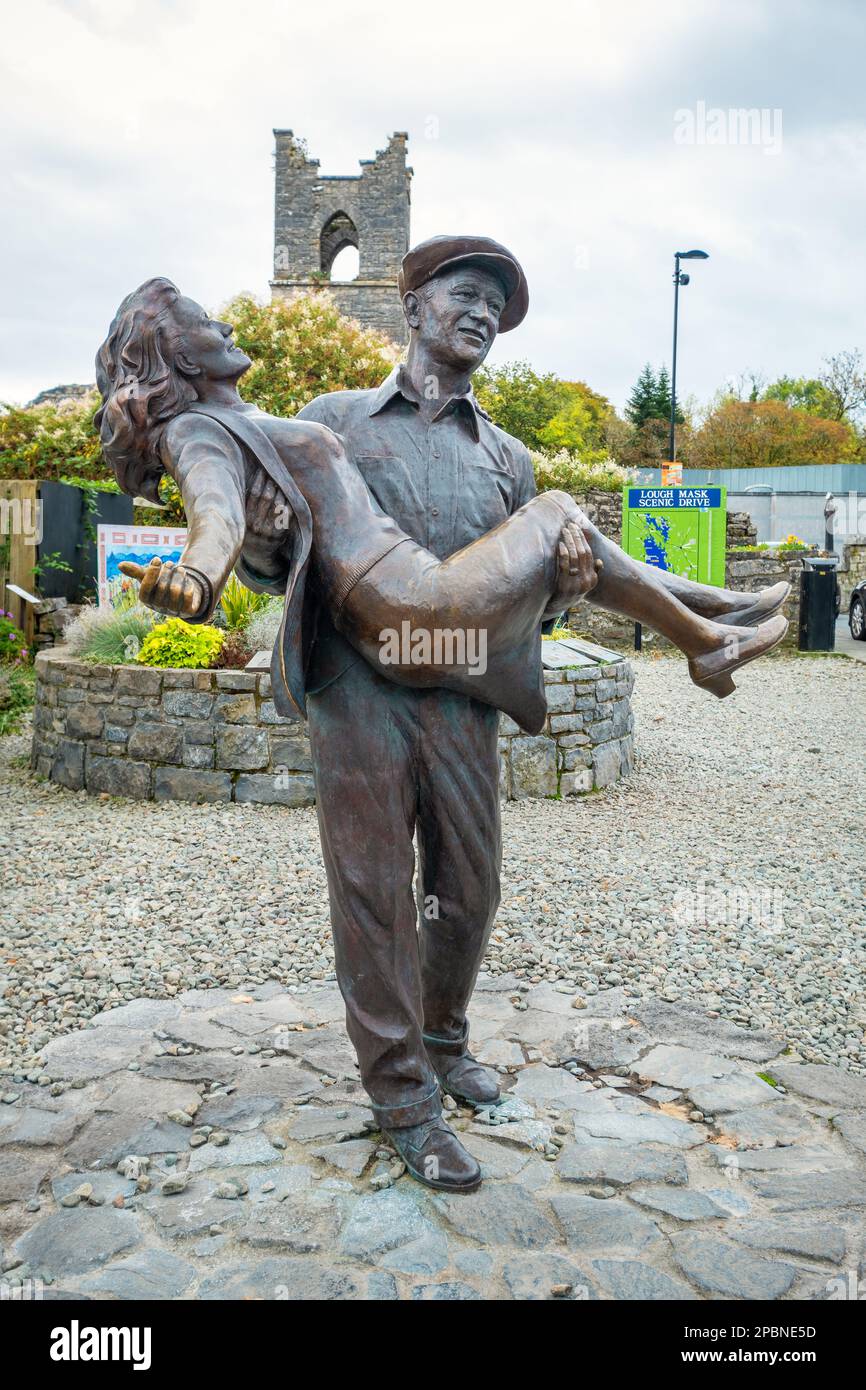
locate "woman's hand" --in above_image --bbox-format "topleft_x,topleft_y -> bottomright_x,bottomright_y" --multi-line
119,557 -> 208,619
548,519 -> 603,614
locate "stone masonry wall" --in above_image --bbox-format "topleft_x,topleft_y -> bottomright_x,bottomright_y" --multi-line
31,654 -> 315,808
500,661 -> 635,799
725,510 -> 759,547
308,283 -> 408,344
838,537 -> 866,608
29,597 -> 83,653
31,649 -> 634,804
724,551 -> 809,639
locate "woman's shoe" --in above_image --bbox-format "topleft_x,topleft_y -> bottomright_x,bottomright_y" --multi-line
715,581 -> 791,629
689,613 -> 788,697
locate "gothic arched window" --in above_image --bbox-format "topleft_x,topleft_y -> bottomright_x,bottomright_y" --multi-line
320,212 -> 359,279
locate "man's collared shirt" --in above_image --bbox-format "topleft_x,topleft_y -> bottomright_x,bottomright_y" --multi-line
291,366 -> 537,694
297,365 -> 536,561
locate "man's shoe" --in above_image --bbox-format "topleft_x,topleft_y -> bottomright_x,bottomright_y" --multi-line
430,1052 -> 502,1107
384,1118 -> 482,1192
423,1029 -> 502,1107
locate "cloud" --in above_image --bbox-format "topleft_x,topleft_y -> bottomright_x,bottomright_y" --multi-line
1,0 -> 864,410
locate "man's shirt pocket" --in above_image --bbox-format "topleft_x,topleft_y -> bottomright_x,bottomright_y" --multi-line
459,455 -> 514,531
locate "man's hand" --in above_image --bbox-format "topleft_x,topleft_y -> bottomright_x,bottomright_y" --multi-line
548,519 -> 603,614
246,471 -> 291,543
119,558 -> 207,619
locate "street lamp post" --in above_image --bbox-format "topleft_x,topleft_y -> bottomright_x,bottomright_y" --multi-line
635,248 -> 710,653
669,249 -> 709,469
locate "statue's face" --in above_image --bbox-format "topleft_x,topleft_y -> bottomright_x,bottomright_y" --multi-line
407,265 -> 507,371
171,295 -> 251,380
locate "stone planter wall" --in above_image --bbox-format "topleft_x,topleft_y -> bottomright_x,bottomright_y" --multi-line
31,646 -> 635,804
31,652 -> 316,808
501,659 -> 634,798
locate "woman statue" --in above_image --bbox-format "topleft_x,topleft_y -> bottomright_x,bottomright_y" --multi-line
95,279 -> 787,733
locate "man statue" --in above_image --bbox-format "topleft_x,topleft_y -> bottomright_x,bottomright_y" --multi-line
104,238 -> 788,1192
281,236 -> 590,1190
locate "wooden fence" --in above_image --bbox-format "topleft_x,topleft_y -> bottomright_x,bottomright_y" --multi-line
0,479 -> 39,646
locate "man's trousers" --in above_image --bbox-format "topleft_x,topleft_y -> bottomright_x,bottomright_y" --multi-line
306,658 -> 502,1129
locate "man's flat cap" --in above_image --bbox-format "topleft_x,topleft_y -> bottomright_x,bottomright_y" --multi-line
398,235 -> 529,332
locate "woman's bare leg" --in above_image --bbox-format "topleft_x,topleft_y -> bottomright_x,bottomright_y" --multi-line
650,566 -> 788,619
553,514 -> 787,693
652,568 -> 749,615
566,514 -> 743,657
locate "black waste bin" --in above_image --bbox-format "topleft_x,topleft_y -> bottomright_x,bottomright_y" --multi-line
798,557 -> 839,652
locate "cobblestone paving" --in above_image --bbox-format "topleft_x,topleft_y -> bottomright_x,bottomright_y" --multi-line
3,655 -> 864,1074
2,978 -> 865,1301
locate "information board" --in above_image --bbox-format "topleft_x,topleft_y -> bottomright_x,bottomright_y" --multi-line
622,486 -> 727,586
97,523 -> 188,609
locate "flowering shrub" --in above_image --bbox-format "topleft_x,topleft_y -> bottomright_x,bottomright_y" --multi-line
135,618 -> 224,669
224,291 -> 400,419
530,449 -> 637,495
0,610 -> 28,663
0,663 -> 36,734
0,392 -> 107,484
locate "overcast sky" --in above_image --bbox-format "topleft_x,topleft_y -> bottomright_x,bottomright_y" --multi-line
1,0 -> 864,412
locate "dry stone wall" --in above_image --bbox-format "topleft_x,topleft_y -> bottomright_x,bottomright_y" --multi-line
31,648 -> 635,804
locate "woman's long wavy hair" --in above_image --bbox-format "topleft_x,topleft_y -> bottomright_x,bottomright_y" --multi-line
95,278 -> 198,502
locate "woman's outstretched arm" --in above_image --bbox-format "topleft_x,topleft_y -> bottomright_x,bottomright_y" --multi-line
121,415 -> 293,620
119,415 -> 248,621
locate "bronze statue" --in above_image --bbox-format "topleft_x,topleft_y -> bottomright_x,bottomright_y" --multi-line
96,240 -> 787,1192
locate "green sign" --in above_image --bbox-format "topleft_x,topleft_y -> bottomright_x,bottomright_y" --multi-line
622,486 -> 727,586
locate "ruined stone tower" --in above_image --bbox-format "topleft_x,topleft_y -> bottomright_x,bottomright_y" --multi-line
271,131 -> 411,345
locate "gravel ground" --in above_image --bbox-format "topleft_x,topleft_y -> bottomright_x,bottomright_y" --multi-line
1,652 -> 864,1076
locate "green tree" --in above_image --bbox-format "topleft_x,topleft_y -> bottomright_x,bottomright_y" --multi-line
621,364 -> 686,465
625,364 -> 658,427
536,395 -> 601,458
653,365 -> 684,425
473,361 -> 572,451
624,364 -> 685,431
537,380 -> 614,460
475,363 -> 619,458
762,376 -> 838,417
